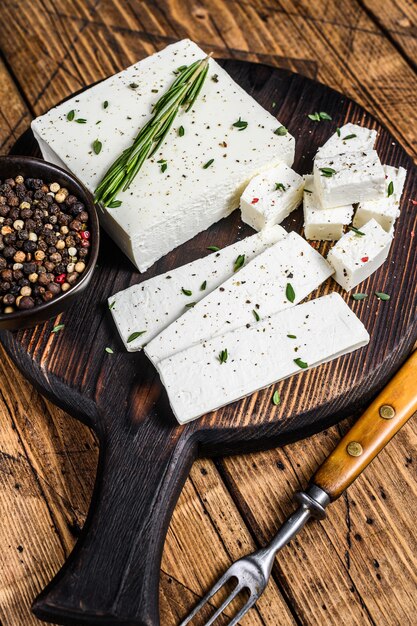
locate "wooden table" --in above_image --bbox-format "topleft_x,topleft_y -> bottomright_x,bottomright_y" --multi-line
0,1 -> 416,624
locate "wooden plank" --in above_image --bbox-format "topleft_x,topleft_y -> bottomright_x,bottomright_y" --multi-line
359,0 -> 417,71
218,417 -> 417,625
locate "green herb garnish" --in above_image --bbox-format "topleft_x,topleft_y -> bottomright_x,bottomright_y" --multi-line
286,282 -> 295,303
129,82 -> 139,89
275,126 -> 288,136
336,127 -> 341,137
200,280 -> 207,291
93,139 -> 102,155
233,117 -> 248,131
207,245 -> 220,252
203,158 -> 214,169
158,159 -> 168,173
287,334 -> 297,339
375,292 -> 390,301
308,112 -> 332,122
218,349 -> 228,364
103,101 -> 109,109
94,57 -> 210,207
234,254 -> 245,272
343,133 -> 357,140
294,358 -> 308,369
272,390 -> 280,406
387,181 -> 394,197
108,200 -> 122,208
319,167 -> 337,177
352,293 -> 368,301
127,331 -> 146,343
178,125 -> 185,137
185,302 -> 196,308
67,110 -> 75,121
275,182 -> 286,191
75,118 -> 87,124
108,301 -> 116,310
52,324 -> 65,333
253,309 -> 260,322
348,226 -> 365,236
182,288 -> 192,296
105,347 -> 114,354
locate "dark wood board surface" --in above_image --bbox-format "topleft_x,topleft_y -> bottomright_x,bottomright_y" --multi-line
1,58 -> 416,626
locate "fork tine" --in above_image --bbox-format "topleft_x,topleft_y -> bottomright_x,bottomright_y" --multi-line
228,594 -> 258,626
179,569 -> 236,626
200,583 -> 242,626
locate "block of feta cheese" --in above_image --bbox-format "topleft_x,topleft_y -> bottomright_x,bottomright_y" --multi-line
316,123 -> 377,159
303,175 -> 354,241
31,39 -> 295,273
314,150 -> 385,209
156,293 -> 369,423
146,231 -> 333,364
353,165 -> 407,232
240,163 -> 304,230
110,225 -> 286,351
327,218 -> 393,291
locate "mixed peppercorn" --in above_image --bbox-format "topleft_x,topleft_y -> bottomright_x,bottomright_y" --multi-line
0,175 -> 90,314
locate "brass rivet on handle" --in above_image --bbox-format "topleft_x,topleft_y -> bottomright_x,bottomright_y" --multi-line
347,441 -> 363,457
379,404 -> 395,420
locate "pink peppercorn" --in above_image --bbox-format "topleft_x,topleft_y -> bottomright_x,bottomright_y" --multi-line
55,273 -> 66,284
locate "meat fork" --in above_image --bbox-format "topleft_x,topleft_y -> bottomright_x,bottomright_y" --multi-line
180,350 -> 417,626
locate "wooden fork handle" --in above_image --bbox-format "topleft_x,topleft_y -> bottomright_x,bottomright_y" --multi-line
313,350 -> 417,501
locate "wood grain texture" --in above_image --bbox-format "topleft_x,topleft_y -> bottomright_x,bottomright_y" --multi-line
0,1 -> 416,625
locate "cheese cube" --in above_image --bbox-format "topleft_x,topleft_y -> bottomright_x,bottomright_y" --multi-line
156,293 -> 369,424
353,165 -> 406,232
314,150 -> 385,209
316,123 -> 377,159
110,226 -> 286,351
145,231 -> 333,363
240,164 -> 304,230
31,39 -> 295,273
303,175 -> 354,241
327,218 -> 393,291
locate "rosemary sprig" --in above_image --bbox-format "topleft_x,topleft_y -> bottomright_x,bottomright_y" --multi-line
94,56 -> 211,207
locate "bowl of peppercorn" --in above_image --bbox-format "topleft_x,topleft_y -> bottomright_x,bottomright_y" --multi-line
0,155 -> 99,330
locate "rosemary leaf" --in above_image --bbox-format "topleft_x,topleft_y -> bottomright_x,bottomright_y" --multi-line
253,309 -> 260,322
67,110 -> 75,121
52,323 -> 65,333
294,357 -> 308,369
218,349 -> 228,364
94,56 -> 210,207
127,331 -> 146,343
319,167 -> 336,177
348,226 -> 365,236
234,254 -> 245,272
207,245 -> 220,252
203,158 -> 214,169
182,288 -> 192,296
352,293 -> 368,301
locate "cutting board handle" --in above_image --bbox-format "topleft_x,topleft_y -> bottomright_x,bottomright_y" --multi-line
32,413 -> 197,626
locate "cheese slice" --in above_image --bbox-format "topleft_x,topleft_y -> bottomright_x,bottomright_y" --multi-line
327,218 -> 393,291
353,165 -> 406,232
303,175 -> 354,241
314,150 -> 385,209
240,163 -> 304,231
156,293 -> 369,424
316,123 -> 377,160
110,226 -> 286,351
31,39 -> 295,273
145,232 -> 333,364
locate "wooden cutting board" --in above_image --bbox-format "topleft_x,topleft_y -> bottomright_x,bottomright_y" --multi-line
1,59 -> 416,626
